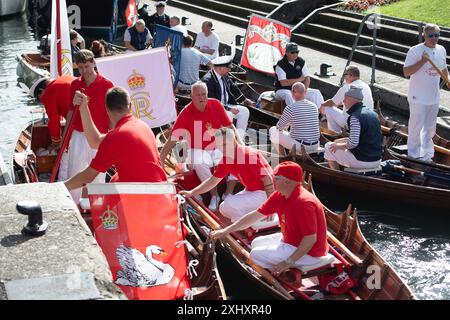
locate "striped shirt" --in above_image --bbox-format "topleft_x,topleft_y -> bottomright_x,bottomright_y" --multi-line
346,116 -> 361,149
276,99 -> 320,143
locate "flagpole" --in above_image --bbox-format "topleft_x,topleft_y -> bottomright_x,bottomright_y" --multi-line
56,0 -> 62,76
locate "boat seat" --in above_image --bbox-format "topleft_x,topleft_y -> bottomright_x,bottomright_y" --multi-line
281,254 -> 339,285
344,166 -> 382,175
79,198 -> 91,211
390,144 -> 408,154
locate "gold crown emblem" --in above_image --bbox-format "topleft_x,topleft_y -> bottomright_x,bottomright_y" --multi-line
127,69 -> 146,91
101,205 -> 118,230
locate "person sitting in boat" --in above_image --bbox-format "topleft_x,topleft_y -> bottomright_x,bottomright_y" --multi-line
324,86 -> 382,170
194,21 -> 220,59
211,161 -> 329,275
274,42 -> 324,108
202,55 -> 254,138
124,19 -> 153,52
90,40 -> 106,58
65,49 -> 114,204
64,87 -> 167,191
319,65 -> 374,134
170,15 -> 188,37
29,75 -> 77,181
145,1 -> 170,37
180,127 -> 275,222
177,35 -> 212,92
269,82 -> 320,155
160,82 -> 242,211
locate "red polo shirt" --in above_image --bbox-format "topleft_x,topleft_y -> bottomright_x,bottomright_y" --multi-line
90,114 -> 167,182
170,98 -> 232,150
69,73 -> 114,134
258,185 -> 328,257
213,145 -> 273,191
40,75 -> 76,143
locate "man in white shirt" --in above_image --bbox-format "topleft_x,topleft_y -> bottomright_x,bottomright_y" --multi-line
319,65 -> 374,134
274,43 -> 324,109
404,23 -> 449,161
170,16 -> 188,36
177,35 -> 212,91
194,21 -> 220,59
124,19 -> 153,52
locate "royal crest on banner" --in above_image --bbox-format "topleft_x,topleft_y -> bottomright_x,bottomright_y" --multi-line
96,48 -> 177,128
241,15 -> 291,75
87,183 -> 190,300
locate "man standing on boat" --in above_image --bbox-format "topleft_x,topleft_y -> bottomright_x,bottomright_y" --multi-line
194,21 -> 220,59
64,87 -> 166,191
160,82 -> 241,211
145,1 -> 170,37
124,19 -> 153,52
403,23 -> 449,162
179,127 -> 276,225
273,42 -> 324,109
211,161 -> 329,274
202,55 -> 254,138
324,86 -> 382,170
319,65 -> 374,134
65,49 -> 114,204
269,82 -> 320,155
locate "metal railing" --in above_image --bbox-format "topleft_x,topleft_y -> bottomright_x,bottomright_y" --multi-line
291,1 -> 345,33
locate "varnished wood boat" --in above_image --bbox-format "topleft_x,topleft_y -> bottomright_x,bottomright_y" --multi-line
166,161 -> 414,300
16,52 -> 51,89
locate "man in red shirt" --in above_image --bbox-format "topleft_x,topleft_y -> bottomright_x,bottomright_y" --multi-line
180,127 -> 278,228
66,49 -> 114,203
160,81 -> 241,211
29,75 -> 76,147
64,87 -> 166,191
212,161 -> 329,275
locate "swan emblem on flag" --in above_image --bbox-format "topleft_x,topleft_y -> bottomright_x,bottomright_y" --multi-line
115,245 -> 175,287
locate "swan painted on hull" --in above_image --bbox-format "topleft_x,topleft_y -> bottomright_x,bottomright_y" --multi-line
115,244 -> 175,287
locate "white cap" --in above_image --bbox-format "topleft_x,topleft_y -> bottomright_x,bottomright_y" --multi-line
155,1 -> 166,6
29,77 -> 50,98
211,55 -> 233,68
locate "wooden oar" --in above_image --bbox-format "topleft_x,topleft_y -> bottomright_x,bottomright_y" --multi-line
426,57 -> 450,87
392,164 -> 450,185
186,198 -> 294,300
49,105 -> 79,183
327,231 -> 363,266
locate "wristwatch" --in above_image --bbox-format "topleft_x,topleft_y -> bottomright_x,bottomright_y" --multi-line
285,257 -> 294,266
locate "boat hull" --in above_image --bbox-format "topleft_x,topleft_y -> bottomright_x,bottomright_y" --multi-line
0,0 -> 26,18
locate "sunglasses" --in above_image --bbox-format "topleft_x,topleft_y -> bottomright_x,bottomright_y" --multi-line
428,33 -> 440,38
289,51 -> 299,54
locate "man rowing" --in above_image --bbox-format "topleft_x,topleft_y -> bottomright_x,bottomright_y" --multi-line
211,161 -> 329,275
180,127 -> 275,223
160,82 -> 241,211
64,87 -> 166,191
324,86 -> 382,170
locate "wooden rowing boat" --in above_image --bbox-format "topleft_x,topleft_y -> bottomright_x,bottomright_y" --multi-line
166,162 -> 414,300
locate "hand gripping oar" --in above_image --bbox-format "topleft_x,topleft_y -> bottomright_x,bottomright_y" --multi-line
186,198 -> 294,300
49,104 -> 80,183
425,56 -> 450,87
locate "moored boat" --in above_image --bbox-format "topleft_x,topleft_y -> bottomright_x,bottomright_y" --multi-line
0,0 -> 26,18
167,162 -> 414,300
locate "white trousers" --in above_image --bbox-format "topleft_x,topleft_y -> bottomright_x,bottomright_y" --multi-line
250,233 -> 321,269
187,148 -> 222,182
324,142 -> 381,169
67,130 -> 106,204
407,103 -> 440,160
219,190 -> 267,222
57,151 -> 69,181
275,88 -> 324,107
324,107 -> 349,134
226,105 -> 250,138
269,127 -> 319,154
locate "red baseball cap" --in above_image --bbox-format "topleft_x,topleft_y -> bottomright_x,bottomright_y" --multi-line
273,161 -> 303,182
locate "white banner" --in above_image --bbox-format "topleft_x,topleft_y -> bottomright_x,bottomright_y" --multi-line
96,48 -> 177,128
50,0 -> 73,78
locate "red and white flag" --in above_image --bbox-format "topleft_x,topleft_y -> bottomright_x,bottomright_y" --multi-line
88,183 -> 190,300
50,0 -> 73,78
125,0 -> 138,27
241,14 -> 291,75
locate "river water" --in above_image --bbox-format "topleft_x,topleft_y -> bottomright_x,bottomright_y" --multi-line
0,14 -> 448,300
